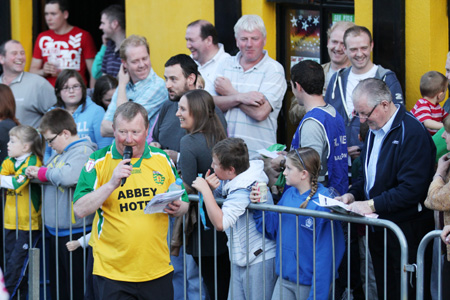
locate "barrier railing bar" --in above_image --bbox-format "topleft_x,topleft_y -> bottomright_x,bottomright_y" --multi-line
278,212 -> 282,300
365,225 -> 368,300
245,209 -> 249,299
2,190 -> 6,272
197,201 -> 202,300
214,221 -> 218,300
331,220 -> 336,300
55,188 -> 59,300
416,230 -> 441,300
182,214 -> 187,300
296,215 -> 299,296
69,188 -> 73,300
41,186 -> 46,300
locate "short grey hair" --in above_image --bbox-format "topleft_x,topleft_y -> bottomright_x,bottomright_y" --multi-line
234,15 -> 266,38
352,78 -> 392,107
327,21 -> 354,39
113,102 -> 149,129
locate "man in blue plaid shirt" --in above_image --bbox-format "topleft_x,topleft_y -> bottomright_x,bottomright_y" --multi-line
101,35 -> 167,138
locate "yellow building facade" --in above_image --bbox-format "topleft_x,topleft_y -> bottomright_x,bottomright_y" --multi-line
10,0 -> 450,109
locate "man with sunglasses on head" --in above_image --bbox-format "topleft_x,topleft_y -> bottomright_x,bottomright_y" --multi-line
325,26 -> 404,161
337,78 -> 435,299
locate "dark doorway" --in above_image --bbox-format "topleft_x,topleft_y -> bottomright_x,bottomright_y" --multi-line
275,0 -> 354,147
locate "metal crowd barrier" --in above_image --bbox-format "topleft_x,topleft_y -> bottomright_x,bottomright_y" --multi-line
3,186 -> 437,300
416,230 -> 443,300
1,181 -> 89,300
183,195 -> 411,300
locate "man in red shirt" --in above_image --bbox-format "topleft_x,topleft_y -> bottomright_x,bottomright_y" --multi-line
30,0 -> 96,87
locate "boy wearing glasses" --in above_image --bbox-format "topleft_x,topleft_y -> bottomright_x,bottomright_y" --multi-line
26,108 -> 96,300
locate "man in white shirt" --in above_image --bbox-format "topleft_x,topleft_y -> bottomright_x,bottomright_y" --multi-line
213,15 -> 287,159
185,20 -> 230,95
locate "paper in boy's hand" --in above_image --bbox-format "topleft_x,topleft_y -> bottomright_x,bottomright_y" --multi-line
314,194 -> 378,218
257,149 -> 279,159
144,190 -> 185,214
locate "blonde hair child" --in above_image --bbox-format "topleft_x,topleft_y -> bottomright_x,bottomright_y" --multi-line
0,125 -> 43,297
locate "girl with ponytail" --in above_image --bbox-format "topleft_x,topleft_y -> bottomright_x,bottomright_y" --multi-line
252,147 -> 346,300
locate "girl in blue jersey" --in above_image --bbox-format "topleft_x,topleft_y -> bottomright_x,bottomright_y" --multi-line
0,125 -> 43,298
251,147 -> 346,300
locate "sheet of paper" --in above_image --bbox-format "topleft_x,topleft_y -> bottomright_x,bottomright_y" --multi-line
144,190 -> 184,214
257,149 -> 279,159
314,194 -> 378,218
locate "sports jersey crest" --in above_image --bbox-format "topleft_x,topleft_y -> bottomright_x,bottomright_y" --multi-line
84,159 -> 95,173
153,171 -> 165,185
17,175 -> 26,183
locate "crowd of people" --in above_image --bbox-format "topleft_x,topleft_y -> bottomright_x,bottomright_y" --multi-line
2,0 -> 450,299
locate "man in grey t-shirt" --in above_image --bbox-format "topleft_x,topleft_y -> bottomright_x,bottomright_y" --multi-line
0,40 -> 56,128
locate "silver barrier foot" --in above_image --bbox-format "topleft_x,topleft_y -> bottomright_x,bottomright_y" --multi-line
28,247 -> 40,300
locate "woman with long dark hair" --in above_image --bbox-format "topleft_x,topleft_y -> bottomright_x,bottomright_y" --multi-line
176,89 -> 230,300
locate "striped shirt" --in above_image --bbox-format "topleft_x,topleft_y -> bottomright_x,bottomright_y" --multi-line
101,40 -> 121,77
104,68 -> 168,130
215,51 -> 287,158
411,98 -> 448,135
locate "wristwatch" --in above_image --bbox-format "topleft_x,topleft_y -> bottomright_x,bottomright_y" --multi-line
280,158 -> 286,171
367,199 -> 375,212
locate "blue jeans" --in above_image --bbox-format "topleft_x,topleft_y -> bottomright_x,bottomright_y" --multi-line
171,248 -> 209,300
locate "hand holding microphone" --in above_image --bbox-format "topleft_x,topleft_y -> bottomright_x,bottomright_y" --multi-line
121,146 -> 133,186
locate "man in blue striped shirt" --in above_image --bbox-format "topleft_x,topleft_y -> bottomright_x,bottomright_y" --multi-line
101,35 -> 167,138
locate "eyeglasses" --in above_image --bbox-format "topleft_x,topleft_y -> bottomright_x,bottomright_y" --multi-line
46,131 -> 61,144
61,84 -> 82,92
294,149 -> 307,170
353,103 -> 379,119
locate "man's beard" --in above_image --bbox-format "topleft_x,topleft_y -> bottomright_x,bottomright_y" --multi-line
169,94 -> 182,102
168,85 -> 191,102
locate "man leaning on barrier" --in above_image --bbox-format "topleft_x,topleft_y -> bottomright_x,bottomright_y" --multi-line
336,78 -> 435,299
73,102 -> 189,300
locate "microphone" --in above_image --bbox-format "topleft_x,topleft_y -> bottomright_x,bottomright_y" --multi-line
121,146 -> 133,186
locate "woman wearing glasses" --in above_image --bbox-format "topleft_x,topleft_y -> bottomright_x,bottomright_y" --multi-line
252,147 -> 346,300
43,70 -> 113,162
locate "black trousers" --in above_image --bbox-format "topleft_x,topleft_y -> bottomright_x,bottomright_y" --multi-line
4,229 -> 39,299
94,272 -> 174,300
84,245 -> 97,300
442,256 -> 450,299
369,217 -> 434,300
49,233 -> 86,300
